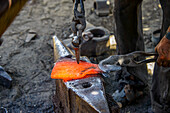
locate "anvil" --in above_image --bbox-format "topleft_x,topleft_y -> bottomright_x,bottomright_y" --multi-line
52,36 -> 118,113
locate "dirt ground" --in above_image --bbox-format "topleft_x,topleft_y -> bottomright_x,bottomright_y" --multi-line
0,0 -> 162,112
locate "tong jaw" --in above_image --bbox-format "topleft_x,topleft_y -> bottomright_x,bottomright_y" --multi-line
98,51 -> 158,72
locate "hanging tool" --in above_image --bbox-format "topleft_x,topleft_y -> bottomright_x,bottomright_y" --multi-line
71,0 -> 86,64
98,51 -> 158,73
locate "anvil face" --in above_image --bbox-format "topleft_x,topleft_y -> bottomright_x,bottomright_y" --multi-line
65,77 -> 110,113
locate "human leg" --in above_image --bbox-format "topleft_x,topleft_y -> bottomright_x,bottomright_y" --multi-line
151,1 -> 170,112
151,66 -> 170,113
114,0 -> 148,85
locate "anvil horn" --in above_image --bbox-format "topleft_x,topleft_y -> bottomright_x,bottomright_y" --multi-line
53,35 -> 74,62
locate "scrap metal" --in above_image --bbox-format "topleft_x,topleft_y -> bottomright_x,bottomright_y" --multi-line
94,0 -> 111,16
82,27 -> 110,57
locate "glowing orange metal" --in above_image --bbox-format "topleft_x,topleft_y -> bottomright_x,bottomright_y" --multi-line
51,58 -> 102,82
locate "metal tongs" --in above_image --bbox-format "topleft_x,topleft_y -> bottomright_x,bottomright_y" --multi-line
71,0 -> 86,64
98,51 -> 158,73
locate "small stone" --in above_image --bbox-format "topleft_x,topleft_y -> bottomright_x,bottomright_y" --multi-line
28,29 -> 36,34
25,34 -> 36,43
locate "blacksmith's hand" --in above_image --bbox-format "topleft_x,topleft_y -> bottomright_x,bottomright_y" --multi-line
155,27 -> 170,67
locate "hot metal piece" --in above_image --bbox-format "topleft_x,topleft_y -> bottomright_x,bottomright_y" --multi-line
51,58 -> 102,81
74,47 -> 80,64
